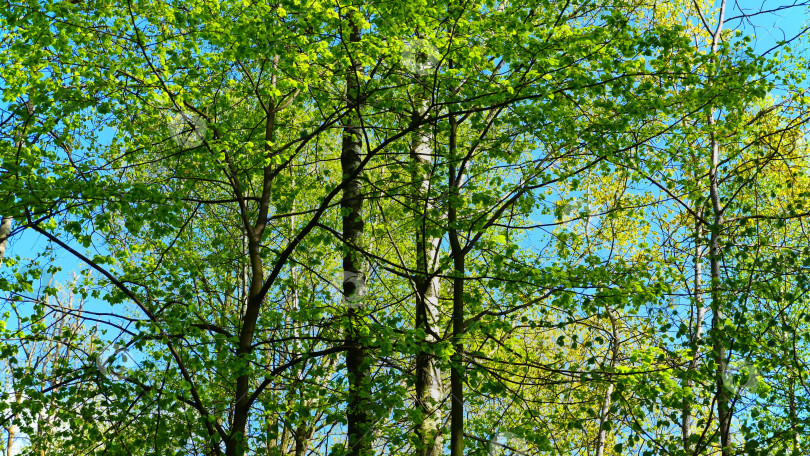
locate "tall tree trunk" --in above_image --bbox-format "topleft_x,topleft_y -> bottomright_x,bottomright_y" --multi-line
341,17 -> 371,456
265,416 -> 277,455
702,3 -> 731,454
707,86 -> 730,455
5,424 -> 17,456
710,192 -> 730,456
412,82 -> 444,456
447,111 -> 465,456
226,58 -> 279,456
789,375 -> 799,455
228,217 -> 268,456
682,213 -> 706,454
595,308 -> 619,456
2,91 -> 31,268
293,422 -> 314,456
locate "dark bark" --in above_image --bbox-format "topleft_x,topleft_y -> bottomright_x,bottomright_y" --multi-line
448,112 -> 465,456
226,66 -> 279,456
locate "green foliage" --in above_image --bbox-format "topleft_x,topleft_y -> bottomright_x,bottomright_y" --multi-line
0,0 -> 809,455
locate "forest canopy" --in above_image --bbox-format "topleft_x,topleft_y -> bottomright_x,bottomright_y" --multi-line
1,0 -> 810,455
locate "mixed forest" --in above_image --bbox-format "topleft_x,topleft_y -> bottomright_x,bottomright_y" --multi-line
2,0 -> 810,455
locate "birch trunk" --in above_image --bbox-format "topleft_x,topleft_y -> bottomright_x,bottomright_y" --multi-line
341,18 -> 371,456
595,308 -> 619,456
412,97 -> 444,456
706,3 -> 731,452
0,216 -> 11,266
682,213 -> 706,453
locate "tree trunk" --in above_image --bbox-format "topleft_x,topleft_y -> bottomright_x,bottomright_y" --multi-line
710,215 -> 730,456
448,111 -> 465,456
705,3 -> 731,454
790,376 -> 799,455
226,58 -> 279,456
411,83 -> 444,456
0,216 -> 11,266
682,213 -> 706,453
265,416 -> 277,455
293,422 -> 314,456
341,18 -> 371,456
595,308 -> 619,456
5,424 -> 17,456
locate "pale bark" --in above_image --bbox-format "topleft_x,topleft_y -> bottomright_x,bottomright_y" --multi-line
412,96 -> 444,456
1,91 -> 27,268
688,1 -> 731,453
265,416 -> 278,455
595,308 -> 619,456
5,423 -> 17,456
706,3 -> 731,453
682,213 -> 706,453
1,91 -> 35,267
341,18 -> 371,456
789,376 -> 799,455
0,217 -> 11,266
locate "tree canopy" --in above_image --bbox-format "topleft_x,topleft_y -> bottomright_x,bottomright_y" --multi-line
1,0 -> 810,455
